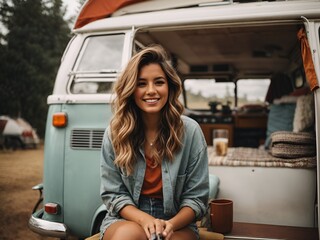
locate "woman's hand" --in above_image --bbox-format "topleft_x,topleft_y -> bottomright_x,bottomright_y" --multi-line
161,220 -> 174,239
141,218 -> 174,240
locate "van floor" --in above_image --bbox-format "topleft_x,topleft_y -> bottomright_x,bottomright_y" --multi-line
225,222 -> 319,240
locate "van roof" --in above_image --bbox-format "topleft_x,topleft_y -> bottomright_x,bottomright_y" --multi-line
74,0 -> 320,33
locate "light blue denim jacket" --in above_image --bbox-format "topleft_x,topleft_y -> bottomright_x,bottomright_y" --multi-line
100,115 -> 209,233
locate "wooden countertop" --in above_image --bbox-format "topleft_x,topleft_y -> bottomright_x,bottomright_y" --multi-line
224,222 -> 319,240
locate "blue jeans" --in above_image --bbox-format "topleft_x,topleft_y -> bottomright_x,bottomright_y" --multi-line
139,196 -> 169,219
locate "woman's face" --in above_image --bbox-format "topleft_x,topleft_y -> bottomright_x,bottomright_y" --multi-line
134,63 -> 169,116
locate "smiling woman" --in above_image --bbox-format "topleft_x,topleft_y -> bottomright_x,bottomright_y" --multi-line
100,45 -> 209,240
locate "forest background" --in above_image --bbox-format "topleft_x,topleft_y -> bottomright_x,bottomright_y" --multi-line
0,0 -> 85,138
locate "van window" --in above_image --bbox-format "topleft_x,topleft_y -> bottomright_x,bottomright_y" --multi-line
184,79 -> 235,110
236,79 -> 270,107
77,34 -> 124,72
70,34 -> 125,94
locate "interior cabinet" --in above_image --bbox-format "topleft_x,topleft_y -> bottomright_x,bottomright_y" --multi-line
234,113 -> 268,129
234,113 -> 268,147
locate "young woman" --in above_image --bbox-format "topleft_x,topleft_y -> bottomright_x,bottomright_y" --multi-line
100,45 -> 209,240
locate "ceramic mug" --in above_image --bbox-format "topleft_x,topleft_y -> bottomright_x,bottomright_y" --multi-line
210,199 -> 233,234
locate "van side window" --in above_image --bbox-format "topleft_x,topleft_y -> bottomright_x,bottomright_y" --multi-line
70,34 -> 125,94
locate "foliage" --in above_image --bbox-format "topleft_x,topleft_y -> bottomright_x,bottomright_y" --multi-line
0,0 -> 71,137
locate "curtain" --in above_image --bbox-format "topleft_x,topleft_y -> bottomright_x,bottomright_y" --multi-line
297,27 -> 319,91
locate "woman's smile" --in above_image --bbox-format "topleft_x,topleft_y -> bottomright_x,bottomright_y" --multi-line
144,98 -> 160,103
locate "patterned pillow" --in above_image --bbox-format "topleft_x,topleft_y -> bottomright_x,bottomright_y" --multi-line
293,94 -> 314,132
264,103 -> 296,149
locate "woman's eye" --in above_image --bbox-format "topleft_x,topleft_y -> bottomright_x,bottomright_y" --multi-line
155,80 -> 166,85
137,81 -> 146,87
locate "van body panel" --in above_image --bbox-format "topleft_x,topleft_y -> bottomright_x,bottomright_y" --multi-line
210,167 -> 317,227
42,104 -> 65,223
62,104 -> 110,237
52,35 -> 84,95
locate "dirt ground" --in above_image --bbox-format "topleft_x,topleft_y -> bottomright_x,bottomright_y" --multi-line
0,146 -> 62,240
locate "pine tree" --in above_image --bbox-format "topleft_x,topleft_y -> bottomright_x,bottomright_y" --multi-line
0,0 -> 71,137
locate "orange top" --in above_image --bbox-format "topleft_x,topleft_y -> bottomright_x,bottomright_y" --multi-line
141,156 -> 163,198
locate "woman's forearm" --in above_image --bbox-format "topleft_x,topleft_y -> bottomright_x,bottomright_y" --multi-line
168,206 -> 195,231
119,204 -> 155,225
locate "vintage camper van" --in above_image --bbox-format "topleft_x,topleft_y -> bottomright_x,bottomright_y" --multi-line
29,0 -> 320,239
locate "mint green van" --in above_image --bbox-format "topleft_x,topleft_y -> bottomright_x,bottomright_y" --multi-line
29,0 -> 320,239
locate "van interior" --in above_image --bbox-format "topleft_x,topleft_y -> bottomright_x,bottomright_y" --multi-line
134,22 -> 310,146
134,21 -> 317,238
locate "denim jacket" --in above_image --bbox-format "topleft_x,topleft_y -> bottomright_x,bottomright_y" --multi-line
100,115 -> 209,226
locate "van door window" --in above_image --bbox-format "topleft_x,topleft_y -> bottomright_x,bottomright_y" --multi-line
70,34 -> 125,94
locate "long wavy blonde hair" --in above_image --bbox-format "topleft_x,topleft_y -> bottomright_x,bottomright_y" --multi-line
110,45 -> 184,175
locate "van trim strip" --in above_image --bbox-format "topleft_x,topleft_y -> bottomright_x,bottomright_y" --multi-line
47,94 -> 114,104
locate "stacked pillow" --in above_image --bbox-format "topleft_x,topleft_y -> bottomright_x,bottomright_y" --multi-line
293,94 -> 315,132
264,102 -> 296,148
270,131 -> 316,158
264,93 -> 314,149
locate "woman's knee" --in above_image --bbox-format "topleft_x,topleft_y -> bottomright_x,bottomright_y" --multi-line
103,221 -> 146,240
171,228 -> 197,240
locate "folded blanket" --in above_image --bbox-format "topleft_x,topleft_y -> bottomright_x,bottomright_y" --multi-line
208,147 -> 316,168
270,131 -> 316,158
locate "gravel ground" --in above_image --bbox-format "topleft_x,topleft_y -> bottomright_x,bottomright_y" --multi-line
0,146 -> 60,240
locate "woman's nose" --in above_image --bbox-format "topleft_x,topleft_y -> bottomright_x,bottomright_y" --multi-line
146,83 -> 156,94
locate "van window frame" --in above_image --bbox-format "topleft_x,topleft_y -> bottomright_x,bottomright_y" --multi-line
66,30 -> 133,95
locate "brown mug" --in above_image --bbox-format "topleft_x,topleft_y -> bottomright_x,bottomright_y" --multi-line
210,199 -> 233,234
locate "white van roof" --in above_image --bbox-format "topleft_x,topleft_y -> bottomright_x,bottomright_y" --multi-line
74,0 -> 320,33
111,0 -> 310,17
111,0 -> 230,17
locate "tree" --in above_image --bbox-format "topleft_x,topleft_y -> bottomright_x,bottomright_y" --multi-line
0,0 -> 71,137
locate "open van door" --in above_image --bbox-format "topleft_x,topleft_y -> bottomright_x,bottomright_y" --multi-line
302,19 -> 320,236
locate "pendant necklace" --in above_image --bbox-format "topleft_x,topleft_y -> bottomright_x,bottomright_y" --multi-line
147,139 -> 155,147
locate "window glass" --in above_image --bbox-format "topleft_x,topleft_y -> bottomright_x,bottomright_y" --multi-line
70,80 -> 114,94
77,34 -> 124,72
184,79 -> 235,110
70,34 -> 124,94
237,79 -> 270,107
